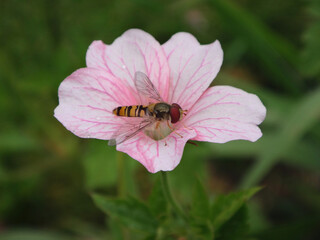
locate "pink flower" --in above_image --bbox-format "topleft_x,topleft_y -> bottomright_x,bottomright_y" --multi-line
54,29 -> 266,173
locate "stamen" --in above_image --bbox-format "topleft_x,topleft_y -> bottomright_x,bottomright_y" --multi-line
183,124 -> 193,131
175,131 -> 183,138
182,109 -> 188,116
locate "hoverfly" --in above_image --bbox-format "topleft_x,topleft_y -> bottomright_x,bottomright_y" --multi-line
108,71 -> 186,146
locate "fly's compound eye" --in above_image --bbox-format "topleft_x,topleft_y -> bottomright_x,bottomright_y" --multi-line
170,103 -> 182,123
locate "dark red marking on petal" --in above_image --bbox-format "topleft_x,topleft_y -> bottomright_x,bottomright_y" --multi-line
187,140 -> 198,146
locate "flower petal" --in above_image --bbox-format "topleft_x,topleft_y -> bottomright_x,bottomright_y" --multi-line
86,29 -> 170,103
86,40 -> 108,70
184,86 -> 266,143
117,128 -> 197,173
54,68 -> 132,140
163,32 -> 223,109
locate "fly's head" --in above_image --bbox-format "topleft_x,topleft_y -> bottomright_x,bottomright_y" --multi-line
170,103 -> 186,124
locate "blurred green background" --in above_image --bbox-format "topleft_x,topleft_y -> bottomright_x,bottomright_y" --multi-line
1,0 -> 320,239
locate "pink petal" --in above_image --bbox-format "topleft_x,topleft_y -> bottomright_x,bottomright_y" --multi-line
184,86 -> 266,143
86,40 -> 108,70
86,29 -> 170,103
117,128 -> 197,173
54,68 -> 132,140
163,32 -> 223,110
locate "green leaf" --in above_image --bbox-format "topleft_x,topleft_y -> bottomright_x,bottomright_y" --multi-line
207,0 -> 302,94
210,187 -> 261,232
169,142 -> 210,203
92,194 -> 158,233
190,179 -> 213,240
83,140 -> 117,190
0,130 -> 38,153
211,133 -> 320,171
300,0 -> 320,77
0,230 -> 73,240
215,205 -> 249,240
108,217 -> 125,240
191,178 -> 210,221
148,178 -> 168,219
254,215 -> 320,240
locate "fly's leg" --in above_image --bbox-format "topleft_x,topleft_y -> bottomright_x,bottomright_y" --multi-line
175,131 -> 183,139
166,120 -> 174,130
167,120 -> 183,138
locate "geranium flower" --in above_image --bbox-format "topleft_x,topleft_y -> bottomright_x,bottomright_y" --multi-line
54,29 -> 266,173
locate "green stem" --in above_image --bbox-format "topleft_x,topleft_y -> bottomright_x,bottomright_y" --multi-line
117,151 -> 126,197
161,171 -> 188,221
116,152 -> 129,239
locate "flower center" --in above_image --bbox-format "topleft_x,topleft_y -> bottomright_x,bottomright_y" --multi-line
143,120 -> 173,141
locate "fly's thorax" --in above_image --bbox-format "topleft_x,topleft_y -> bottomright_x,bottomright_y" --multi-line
152,102 -> 171,120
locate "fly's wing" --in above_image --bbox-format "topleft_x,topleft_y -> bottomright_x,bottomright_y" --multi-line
108,118 -> 155,146
134,71 -> 164,103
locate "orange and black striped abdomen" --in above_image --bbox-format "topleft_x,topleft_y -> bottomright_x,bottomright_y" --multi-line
113,105 -> 148,117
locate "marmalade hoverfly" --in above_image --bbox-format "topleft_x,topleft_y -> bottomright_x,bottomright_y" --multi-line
108,71 -> 186,146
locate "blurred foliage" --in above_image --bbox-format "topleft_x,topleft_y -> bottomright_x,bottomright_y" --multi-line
0,0 -> 320,239
93,183 -> 260,239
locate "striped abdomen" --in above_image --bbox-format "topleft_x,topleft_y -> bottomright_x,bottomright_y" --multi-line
113,105 -> 149,117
